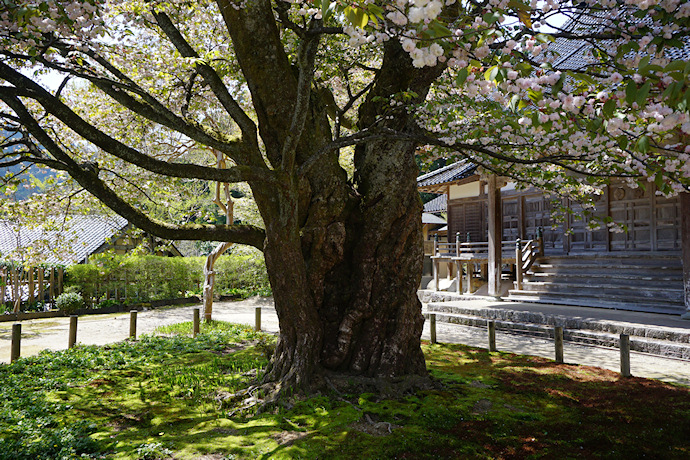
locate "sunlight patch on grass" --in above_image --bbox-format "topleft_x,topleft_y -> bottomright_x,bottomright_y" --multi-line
1,325 -> 688,458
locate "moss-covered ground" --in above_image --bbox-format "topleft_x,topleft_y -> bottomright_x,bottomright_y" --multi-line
1,321 -> 688,459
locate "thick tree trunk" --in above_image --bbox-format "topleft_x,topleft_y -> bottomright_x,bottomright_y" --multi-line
257,139 -> 425,389
217,3 -> 432,389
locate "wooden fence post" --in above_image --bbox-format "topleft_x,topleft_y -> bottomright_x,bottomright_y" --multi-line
620,334 -> 631,377
68,315 -> 78,348
488,320 -> 497,352
537,227 -> 545,257
12,266 -> 19,309
554,326 -> 564,363
11,323 -> 21,363
255,306 -> 261,332
193,308 -> 200,337
1,267 -> 6,305
129,310 -> 137,340
430,314 -> 437,344
58,267 -> 64,296
28,267 -> 35,305
37,267 -> 44,303
49,267 -> 55,302
515,239 -> 523,291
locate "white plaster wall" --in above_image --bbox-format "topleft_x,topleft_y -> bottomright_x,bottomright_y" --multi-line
501,182 -> 517,192
449,182 -> 481,200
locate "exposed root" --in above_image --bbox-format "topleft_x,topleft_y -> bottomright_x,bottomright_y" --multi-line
216,366 -> 439,419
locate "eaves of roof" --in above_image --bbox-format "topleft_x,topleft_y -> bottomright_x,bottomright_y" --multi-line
422,194 -> 447,213
417,160 -> 478,192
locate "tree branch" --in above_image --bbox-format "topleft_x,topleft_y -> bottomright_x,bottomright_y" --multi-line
1,48 -> 253,163
2,94 -> 266,249
0,76 -> 276,186
152,10 -> 260,154
281,25 -> 320,172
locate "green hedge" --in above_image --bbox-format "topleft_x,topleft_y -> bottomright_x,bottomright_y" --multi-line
65,250 -> 270,305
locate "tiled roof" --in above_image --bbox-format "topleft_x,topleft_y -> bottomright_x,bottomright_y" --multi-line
548,7 -> 690,71
422,212 -> 446,225
0,214 -> 129,265
423,194 -> 447,213
417,160 -> 478,189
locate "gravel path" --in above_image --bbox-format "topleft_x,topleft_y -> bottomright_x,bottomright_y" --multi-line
2,299 -> 688,387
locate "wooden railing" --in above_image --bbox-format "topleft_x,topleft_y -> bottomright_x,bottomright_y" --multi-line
1,265 -> 64,312
515,236 -> 544,290
429,231 -> 544,293
431,238 -> 519,260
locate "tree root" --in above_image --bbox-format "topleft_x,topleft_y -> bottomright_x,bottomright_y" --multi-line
215,368 -> 440,418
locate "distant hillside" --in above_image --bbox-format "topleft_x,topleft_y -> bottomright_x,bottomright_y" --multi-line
1,130 -> 58,200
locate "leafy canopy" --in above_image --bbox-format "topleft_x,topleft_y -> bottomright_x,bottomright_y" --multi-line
1,0 -> 689,235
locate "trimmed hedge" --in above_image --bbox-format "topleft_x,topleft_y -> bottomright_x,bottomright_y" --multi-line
65,250 -> 270,305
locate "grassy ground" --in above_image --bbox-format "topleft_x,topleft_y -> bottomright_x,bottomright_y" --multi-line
1,321 -> 688,459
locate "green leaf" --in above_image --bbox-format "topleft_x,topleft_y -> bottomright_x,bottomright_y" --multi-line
551,73 -> 565,95
535,33 -> 555,43
321,1 -> 336,22
527,89 -> 542,103
344,7 -> 368,28
603,99 -> 616,118
588,117 -> 603,133
625,80 -> 637,105
483,12 -> 501,24
508,0 -> 531,11
367,4 -> 384,23
485,66 -> 499,81
509,94 -> 520,112
664,60 -> 685,73
636,81 -> 651,107
430,21 -> 452,37
654,173 -> 664,189
456,68 -> 468,86
637,135 -> 650,154
617,135 -> 629,150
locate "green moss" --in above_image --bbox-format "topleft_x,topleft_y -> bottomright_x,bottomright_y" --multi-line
1,327 -> 689,459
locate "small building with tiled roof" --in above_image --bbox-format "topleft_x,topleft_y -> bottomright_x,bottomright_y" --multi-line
423,194 -> 447,214
0,214 -> 181,266
417,160 -> 477,194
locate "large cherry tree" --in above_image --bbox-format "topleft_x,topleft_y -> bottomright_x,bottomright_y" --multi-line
2,0 -> 689,392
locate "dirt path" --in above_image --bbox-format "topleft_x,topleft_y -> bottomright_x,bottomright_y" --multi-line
0,297 -> 279,363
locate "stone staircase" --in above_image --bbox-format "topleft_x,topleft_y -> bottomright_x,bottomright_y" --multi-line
507,253 -> 685,315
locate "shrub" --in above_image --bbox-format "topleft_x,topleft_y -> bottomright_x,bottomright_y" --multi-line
55,292 -> 84,314
65,249 -> 271,304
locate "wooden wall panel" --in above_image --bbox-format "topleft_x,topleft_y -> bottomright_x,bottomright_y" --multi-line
446,181 -> 680,254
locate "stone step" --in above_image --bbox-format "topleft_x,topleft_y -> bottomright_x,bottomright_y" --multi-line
527,271 -> 682,284
539,254 -> 681,266
505,291 -> 685,315
530,263 -> 682,275
422,310 -> 690,360
516,281 -> 684,302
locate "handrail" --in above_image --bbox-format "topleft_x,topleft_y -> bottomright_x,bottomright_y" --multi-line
515,237 -> 543,290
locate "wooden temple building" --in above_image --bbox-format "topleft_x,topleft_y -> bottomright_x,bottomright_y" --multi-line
418,160 -> 690,318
